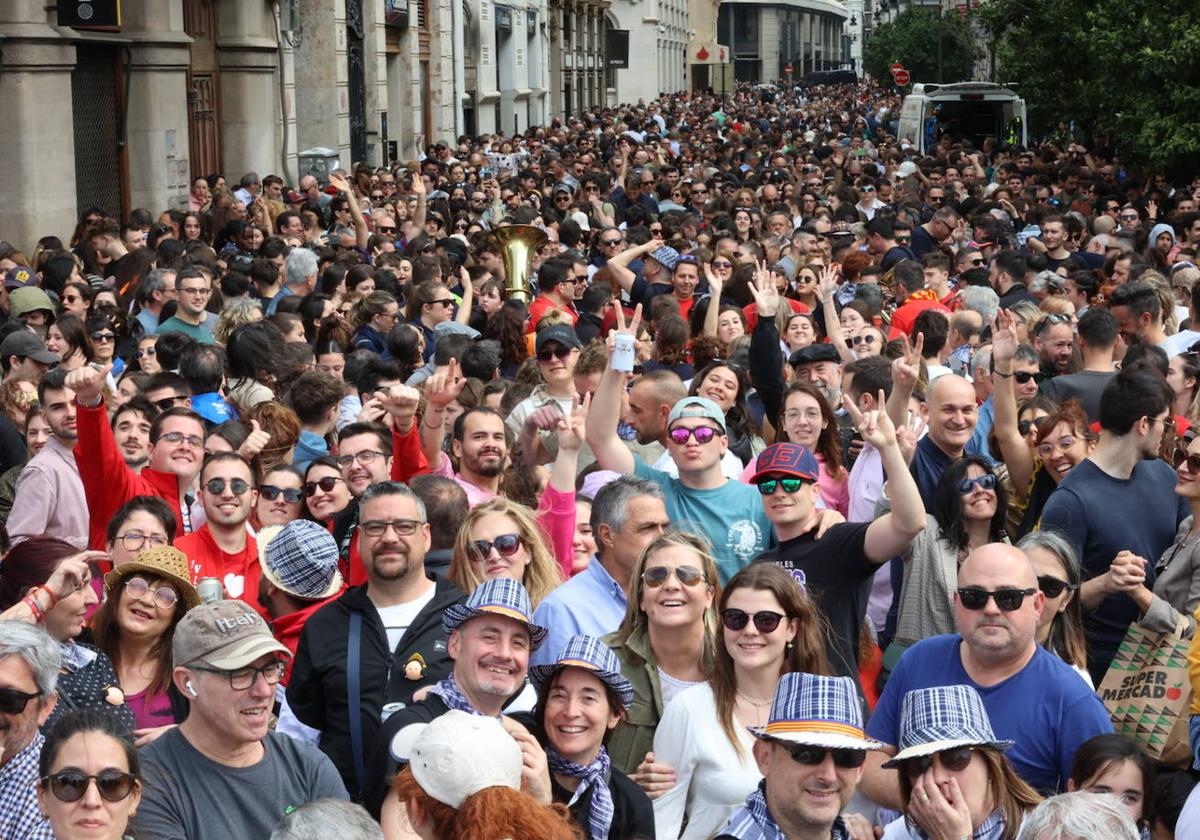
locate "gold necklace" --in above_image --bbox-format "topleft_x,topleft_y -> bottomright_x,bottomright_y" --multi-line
737,689 -> 773,727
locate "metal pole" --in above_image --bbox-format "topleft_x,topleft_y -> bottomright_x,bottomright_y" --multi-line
937,4 -> 943,82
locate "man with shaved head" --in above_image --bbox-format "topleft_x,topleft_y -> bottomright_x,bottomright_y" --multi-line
859,542 -> 1112,807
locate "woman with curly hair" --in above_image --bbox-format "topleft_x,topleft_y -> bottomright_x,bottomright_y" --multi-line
213,297 -> 264,346
485,307 -> 530,379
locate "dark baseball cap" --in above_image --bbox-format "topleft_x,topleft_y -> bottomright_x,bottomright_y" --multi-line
0,332 -> 59,365
535,324 -> 582,353
750,443 -> 820,483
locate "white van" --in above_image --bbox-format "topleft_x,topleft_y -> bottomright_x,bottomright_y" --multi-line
897,82 -> 1027,153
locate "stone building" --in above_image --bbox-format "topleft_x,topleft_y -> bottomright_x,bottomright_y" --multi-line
717,0 -> 850,83
605,0 -> 689,106
0,0 -> 459,249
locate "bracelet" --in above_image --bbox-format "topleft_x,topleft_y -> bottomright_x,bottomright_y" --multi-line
993,370 -> 1014,378
33,585 -> 58,610
22,594 -> 46,623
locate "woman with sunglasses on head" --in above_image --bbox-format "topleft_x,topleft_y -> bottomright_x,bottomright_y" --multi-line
1016,531 -> 1090,684
253,464 -> 306,530
652,563 -> 829,839
880,684 -> 1041,840
889,457 -> 1010,658
38,709 -> 142,840
1066,734 -> 1156,839
91,546 -> 200,747
530,635 -> 655,840
604,530 -> 719,781
0,537 -> 135,733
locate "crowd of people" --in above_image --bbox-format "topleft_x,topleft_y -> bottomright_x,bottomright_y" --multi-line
1,78 -> 1200,838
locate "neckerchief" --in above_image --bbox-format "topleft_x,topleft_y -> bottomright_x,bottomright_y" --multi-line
428,674 -> 483,715
548,746 -> 613,840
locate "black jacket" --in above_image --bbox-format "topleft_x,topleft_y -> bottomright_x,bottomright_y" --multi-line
286,576 -> 465,799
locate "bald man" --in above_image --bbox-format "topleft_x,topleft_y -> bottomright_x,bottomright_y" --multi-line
859,543 -> 1112,808
907,373 -> 979,508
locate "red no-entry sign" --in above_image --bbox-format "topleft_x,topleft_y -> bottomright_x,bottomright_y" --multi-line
890,62 -> 904,73
893,69 -> 911,86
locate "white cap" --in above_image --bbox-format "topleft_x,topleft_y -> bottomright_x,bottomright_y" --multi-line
391,710 -> 522,808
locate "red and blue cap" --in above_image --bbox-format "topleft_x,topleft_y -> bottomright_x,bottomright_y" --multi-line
750,442 -> 819,484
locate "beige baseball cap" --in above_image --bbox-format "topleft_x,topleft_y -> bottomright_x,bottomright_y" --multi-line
172,600 -> 289,669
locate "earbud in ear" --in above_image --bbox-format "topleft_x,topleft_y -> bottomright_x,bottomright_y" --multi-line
186,680 -> 197,697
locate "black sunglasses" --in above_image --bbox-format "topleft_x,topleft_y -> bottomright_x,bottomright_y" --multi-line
259,484 -> 303,504
722,608 -> 787,633
304,476 -> 344,497
204,477 -> 251,496
0,686 -> 41,715
1037,575 -> 1074,599
957,474 -> 996,495
899,746 -> 974,779
152,395 -> 187,411
41,770 -> 137,803
783,743 -> 867,769
468,533 -> 522,560
957,587 -> 1038,611
536,345 -> 574,363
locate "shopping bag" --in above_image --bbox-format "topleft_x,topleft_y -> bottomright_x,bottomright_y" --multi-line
1097,622 -> 1192,767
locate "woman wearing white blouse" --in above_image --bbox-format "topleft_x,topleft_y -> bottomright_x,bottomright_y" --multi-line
651,562 -> 831,839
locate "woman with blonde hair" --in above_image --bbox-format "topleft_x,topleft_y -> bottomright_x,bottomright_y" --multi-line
652,562 -> 830,839
448,497 -> 565,608
213,297 -> 263,346
604,530 -> 719,779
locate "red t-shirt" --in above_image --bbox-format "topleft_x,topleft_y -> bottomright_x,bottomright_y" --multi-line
888,298 -> 951,341
176,526 -> 267,620
526,295 -> 579,333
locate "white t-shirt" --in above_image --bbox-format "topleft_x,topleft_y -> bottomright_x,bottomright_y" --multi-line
375,584 -> 437,651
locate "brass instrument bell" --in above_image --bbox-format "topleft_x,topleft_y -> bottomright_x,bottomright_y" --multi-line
491,224 -> 548,305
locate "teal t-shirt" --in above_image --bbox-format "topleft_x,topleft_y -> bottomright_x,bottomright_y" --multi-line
634,458 -> 774,583
156,314 -> 218,344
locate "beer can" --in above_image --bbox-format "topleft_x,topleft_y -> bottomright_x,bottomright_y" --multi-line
197,577 -> 224,604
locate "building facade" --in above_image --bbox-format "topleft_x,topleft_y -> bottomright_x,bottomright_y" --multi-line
605,0 -> 689,105
717,0 -> 850,83
0,0 -> 463,249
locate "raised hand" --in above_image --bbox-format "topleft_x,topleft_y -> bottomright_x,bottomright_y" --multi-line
556,393 -> 590,452
499,717 -> 552,805
328,173 -> 351,194
748,261 -> 781,318
843,390 -> 897,451
423,358 -> 466,410
45,551 -> 107,601
376,384 -> 422,426
818,263 -> 840,301
614,301 -> 643,339
64,363 -> 112,406
411,169 -> 428,197
991,309 -> 1019,365
891,332 -> 924,391
237,419 -> 271,460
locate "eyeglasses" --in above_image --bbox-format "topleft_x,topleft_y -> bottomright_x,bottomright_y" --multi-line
335,450 -> 387,469
159,431 -> 204,449
124,576 -> 179,610
851,334 -> 878,346
722,608 -> 787,633
0,686 -> 42,715
784,743 -> 868,769
62,294 -> 82,304
190,661 -> 286,691
90,331 -> 116,343
204,477 -> 251,496
304,476 -> 345,497
1037,575 -> 1074,599
468,533 -> 523,560
667,425 -> 720,445
1119,214 -> 1139,222
1035,436 -> 1078,459
956,586 -> 1038,611
136,346 -> 157,358
537,345 -> 574,363
178,286 -> 211,296
41,770 -> 137,804
360,518 -> 423,538
642,564 -> 706,588
899,746 -> 974,779
755,477 -> 809,495
1147,415 -> 1176,433
601,238 -> 623,246
116,531 -> 168,552
259,484 -> 303,503
712,260 -> 733,269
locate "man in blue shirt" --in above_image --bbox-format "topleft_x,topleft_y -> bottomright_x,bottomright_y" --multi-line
859,543 -> 1112,808
1040,367 -> 1188,683
531,477 -> 669,665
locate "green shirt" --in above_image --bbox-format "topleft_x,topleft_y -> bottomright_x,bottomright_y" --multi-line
156,314 -> 218,344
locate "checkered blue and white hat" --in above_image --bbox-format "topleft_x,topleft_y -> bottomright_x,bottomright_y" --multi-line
259,520 -> 344,601
442,578 -> 548,650
529,634 -> 633,709
882,685 -> 1013,767
750,673 -> 883,751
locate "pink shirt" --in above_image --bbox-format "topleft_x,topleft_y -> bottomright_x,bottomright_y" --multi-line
430,452 -> 498,508
125,685 -> 175,731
